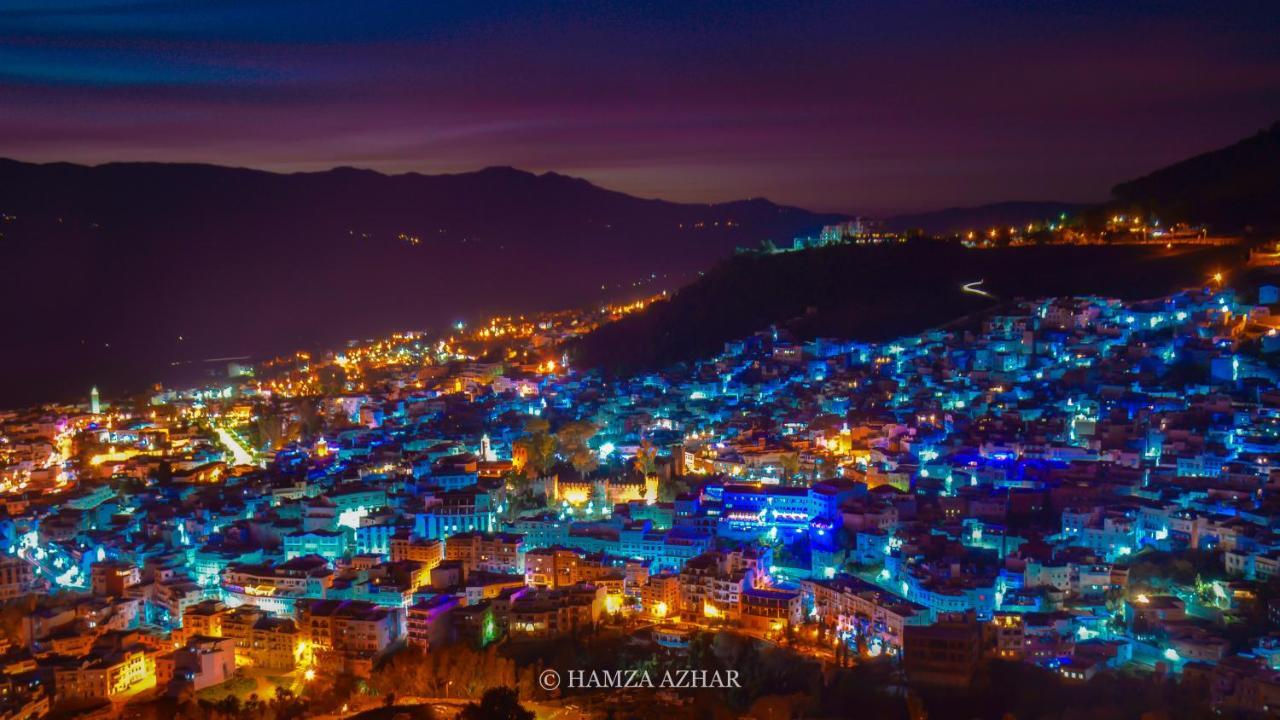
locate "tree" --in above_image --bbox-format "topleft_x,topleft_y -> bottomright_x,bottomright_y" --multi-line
269,686 -> 309,720
0,595 -> 36,647
255,399 -> 301,451
556,420 -> 599,474
370,644 -> 517,701
458,687 -> 534,720
513,417 -> 557,478
317,365 -> 347,395
214,697 -> 242,716
778,452 -> 801,482
297,398 -> 324,441
633,438 -> 658,476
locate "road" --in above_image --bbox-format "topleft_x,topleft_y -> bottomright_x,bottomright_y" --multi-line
214,424 -> 257,467
20,547 -> 87,590
961,279 -> 996,299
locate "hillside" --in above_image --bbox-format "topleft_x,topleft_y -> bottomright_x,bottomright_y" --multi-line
1111,122 -> 1280,233
0,159 -> 843,406
569,241 -> 1245,375
883,201 -> 1091,236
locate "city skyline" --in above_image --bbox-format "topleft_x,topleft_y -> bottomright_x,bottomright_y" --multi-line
4,4 -> 1280,719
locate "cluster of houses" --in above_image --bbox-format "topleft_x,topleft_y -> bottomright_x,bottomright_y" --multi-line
2,279 -> 1280,716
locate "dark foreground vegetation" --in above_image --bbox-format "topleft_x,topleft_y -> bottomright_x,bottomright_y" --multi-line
115,628 -> 1220,720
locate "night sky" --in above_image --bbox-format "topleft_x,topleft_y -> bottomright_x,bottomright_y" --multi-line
2,0 -> 1278,214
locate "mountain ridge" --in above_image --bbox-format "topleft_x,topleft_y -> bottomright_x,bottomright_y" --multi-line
1111,121 -> 1280,232
0,157 -> 843,407
572,121 -> 1280,375
883,200 -> 1093,235
0,157 -> 815,213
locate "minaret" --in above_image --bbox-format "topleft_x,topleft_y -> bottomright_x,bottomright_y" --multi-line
90,386 -> 101,415
480,433 -> 494,462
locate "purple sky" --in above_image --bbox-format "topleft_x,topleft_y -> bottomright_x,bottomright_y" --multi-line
2,1 -> 1278,214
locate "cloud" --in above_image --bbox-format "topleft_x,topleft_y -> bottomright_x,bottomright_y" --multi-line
1,0 -> 1277,213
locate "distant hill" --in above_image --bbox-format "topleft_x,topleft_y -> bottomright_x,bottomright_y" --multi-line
9,117 -> 1279,406
883,201 -> 1091,236
572,124 -> 1280,376
569,241 -> 1244,376
0,159 -> 843,406
1111,121 -> 1280,233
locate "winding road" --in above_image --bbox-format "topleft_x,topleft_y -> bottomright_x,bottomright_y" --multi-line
961,279 -> 996,299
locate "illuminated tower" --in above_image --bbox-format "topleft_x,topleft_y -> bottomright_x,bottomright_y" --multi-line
90,386 -> 101,414
644,473 -> 659,505
480,433 -> 494,462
